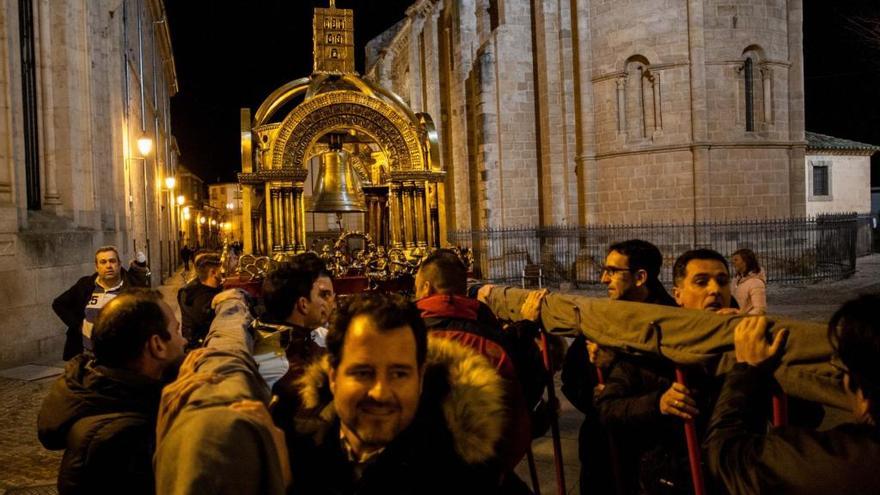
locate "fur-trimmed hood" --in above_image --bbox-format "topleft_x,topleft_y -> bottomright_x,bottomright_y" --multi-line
296,334 -> 507,465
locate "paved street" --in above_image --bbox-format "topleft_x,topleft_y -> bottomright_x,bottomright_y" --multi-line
2,256 -> 878,494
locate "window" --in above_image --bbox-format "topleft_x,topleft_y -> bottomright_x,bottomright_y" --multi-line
19,0 -> 40,210
744,57 -> 754,132
488,0 -> 501,31
812,164 -> 829,196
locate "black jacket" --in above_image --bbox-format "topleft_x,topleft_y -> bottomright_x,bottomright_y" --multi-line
594,353 -> 717,494
705,363 -> 880,495
37,355 -> 162,495
287,337 -> 506,494
177,279 -> 222,345
51,268 -> 149,359
563,291 -> 677,494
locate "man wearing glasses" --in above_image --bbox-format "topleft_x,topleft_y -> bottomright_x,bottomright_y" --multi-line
563,239 -> 676,494
705,296 -> 880,494
592,247 -> 732,493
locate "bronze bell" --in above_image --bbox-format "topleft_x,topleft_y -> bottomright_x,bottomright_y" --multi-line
308,149 -> 367,213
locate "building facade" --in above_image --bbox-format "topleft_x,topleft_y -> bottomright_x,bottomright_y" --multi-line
177,164 -> 207,249
0,0 -> 178,366
208,182 -> 243,245
366,0 -> 807,230
804,132 -> 877,217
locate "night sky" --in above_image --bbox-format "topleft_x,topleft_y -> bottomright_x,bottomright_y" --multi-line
166,0 -> 880,186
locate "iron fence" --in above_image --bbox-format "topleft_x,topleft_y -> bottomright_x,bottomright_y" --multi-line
449,213 -> 863,286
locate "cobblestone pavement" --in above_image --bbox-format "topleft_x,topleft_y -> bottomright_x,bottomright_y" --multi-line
1,257 -> 878,494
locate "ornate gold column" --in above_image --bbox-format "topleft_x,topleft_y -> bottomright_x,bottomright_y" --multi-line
264,183 -> 274,253
380,195 -> 390,247
388,182 -> 403,248
414,183 -> 427,247
292,186 -> 305,251
271,186 -> 283,252
401,182 -> 415,248
282,186 -> 296,251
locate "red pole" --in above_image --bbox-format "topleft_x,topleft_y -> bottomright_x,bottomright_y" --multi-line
539,330 -> 566,495
675,368 -> 706,495
772,393 -> 789,427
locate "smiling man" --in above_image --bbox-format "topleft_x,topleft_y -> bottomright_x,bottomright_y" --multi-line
328,299 -> 423,460
288,293 -> 504,494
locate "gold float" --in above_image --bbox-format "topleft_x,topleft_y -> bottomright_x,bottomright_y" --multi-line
238,1 -> 445,267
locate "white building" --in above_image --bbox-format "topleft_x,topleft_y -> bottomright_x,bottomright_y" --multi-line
804,132 -> 877,216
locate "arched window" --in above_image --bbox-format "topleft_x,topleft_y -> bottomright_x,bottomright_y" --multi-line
740,46 -> 770,132
744,57 -> 754,131
619,55 -> 661,141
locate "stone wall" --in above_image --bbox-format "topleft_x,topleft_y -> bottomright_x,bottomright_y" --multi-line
365,0 -> 806,230
0,0 -> 178,367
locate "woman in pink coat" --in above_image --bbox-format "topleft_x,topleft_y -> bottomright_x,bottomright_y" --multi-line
731,248 -> 767,315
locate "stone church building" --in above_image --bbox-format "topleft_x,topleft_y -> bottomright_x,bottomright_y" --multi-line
365,0 -> 806,230
0,0 -> 179,366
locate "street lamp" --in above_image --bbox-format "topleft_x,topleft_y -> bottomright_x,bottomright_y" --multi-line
137,134 -> 153,156
161,176 -> 177,279
177,195 -> 185,206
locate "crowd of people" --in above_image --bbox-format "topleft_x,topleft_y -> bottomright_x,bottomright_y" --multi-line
37,240 -> 878,494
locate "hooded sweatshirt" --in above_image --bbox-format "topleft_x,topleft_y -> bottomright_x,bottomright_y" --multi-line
733,269 -> 767,315
37,355 -> 162,495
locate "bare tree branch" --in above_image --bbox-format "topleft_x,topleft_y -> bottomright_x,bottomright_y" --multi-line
844,15 -> 880,51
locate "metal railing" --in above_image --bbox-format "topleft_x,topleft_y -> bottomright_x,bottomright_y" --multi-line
449,213 -> 863,286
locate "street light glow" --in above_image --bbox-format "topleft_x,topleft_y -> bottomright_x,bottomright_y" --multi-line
199,216 -> 206,224
165,177 -> 176,189
137,135 -> 153,156
177,195 -> 185,205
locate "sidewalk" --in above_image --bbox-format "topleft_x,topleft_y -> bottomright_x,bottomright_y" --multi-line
0,268 -> 188,494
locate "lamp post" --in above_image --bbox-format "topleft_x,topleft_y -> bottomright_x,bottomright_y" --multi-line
163,176 -> 176,279
176,194 -> 185,249
136,134 -> 153,273
198,215 -> 206,248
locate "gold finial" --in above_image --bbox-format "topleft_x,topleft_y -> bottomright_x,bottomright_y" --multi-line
329,0 -> 335,7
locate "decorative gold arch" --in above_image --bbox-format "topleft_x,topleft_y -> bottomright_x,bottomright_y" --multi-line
272,91 -> 425,172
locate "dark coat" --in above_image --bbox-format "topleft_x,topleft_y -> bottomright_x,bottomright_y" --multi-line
288,337 -> 507,494
51,268 -> 150,360
37,355 -> 162,495
563,290 -> 677,495
418,295 -> 537,470
177,279 -> 222,345
705,363 -> 880,495
594,352 -> 717,494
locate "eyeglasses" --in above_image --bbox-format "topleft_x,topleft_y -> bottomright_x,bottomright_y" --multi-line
601,265 -> 632,276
